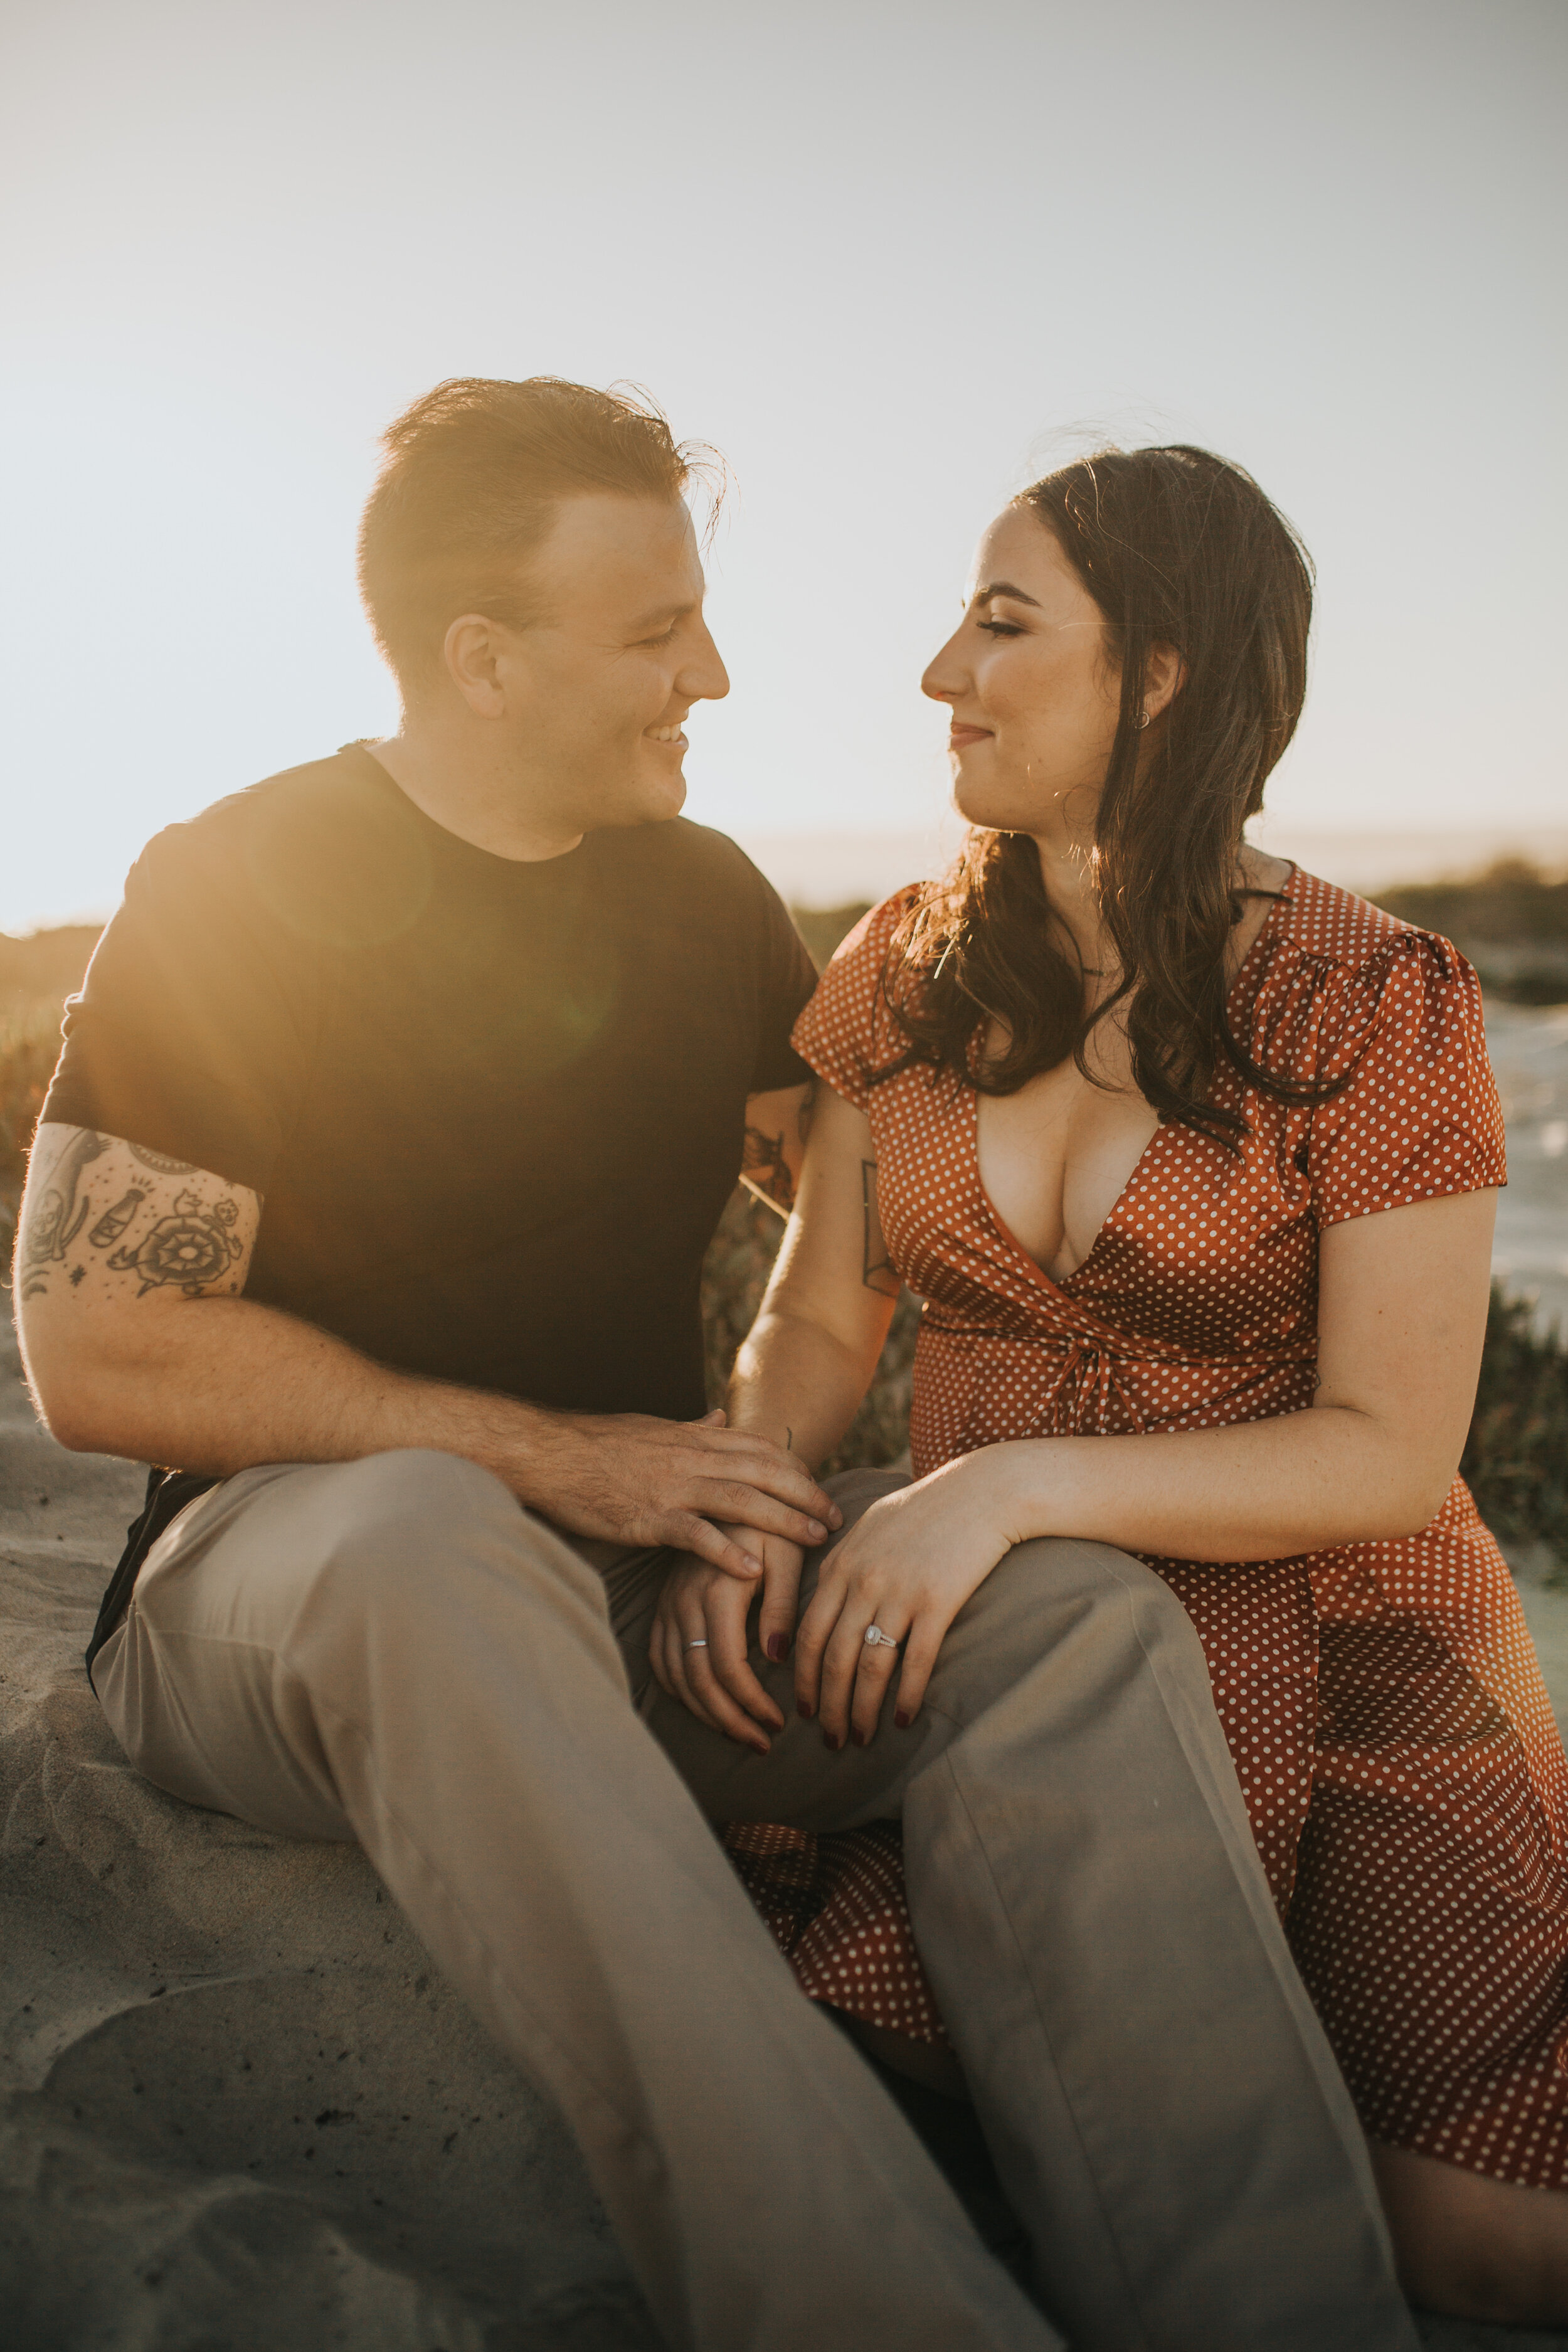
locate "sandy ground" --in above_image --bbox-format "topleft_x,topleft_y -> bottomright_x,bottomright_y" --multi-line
2,1310 -> 1565,2351
0,1312 -> 657,2351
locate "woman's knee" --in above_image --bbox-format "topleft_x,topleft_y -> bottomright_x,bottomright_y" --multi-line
799,1518 -> 1203,1712
976,1533 -> 1199,1647
935,1534 -> 1214,1717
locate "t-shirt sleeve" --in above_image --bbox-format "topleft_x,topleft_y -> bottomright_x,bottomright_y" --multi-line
40,815 -> 312,1195
791,892 -> 916,1112
1306,928 -> 1506,1229
743,864 -> 822,1094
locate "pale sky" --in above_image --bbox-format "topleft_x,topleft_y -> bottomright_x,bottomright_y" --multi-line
1,0 -> 1562,930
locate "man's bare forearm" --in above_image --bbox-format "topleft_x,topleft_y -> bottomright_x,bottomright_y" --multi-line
23,1282 -> 571,1502
23,1281 -> 849,1564
15,1123 -> 844,1567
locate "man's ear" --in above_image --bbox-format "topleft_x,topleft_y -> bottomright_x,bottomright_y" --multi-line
443,613 -> 514,720
1144,640 -> 1187,723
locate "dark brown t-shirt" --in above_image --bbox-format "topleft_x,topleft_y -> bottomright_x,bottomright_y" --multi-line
46,744 -> 817,1421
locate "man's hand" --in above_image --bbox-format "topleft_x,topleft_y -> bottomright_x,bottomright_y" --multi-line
531,1411 -> 839,1579
649,1525 -> 808,1750
14,1129 -> 845,1567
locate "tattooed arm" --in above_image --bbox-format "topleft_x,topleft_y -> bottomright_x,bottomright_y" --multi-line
16,1125 -> 263,1455
727,1084 -> 901,1470
649,1082 -> 900,1740
16,1128 -> 259,1312
738,1081 -> 817,1216
14,1124 -> 840,1571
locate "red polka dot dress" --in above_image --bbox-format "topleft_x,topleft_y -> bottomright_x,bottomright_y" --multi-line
725,866 -> 1568,2191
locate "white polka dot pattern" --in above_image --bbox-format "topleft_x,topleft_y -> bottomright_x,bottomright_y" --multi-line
727,867 -> 1568,2188
722,1821 -> 947,2043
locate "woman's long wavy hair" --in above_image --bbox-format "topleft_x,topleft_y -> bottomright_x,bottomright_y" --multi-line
878,445 -> 1316,1143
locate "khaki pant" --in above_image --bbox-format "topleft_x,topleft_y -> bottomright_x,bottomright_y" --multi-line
93,1451 -> 1415,2352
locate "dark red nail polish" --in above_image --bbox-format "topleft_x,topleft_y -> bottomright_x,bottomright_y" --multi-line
766,1634 -> 788,1661
797,1699 -> 813,1720
852,1729 -> 869,1748
823,1732 -> 841,1752
894,1710 -> 911,1730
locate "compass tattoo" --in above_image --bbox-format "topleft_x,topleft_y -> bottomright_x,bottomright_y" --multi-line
106,1190 -> 244,1297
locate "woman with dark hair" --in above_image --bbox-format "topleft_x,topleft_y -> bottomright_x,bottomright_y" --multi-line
653,447 -> 1568,2323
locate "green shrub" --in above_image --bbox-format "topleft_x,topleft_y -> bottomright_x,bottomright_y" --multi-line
1462,1285 -> 1568,1555
1377,859 -> 1568,1003
1377,859 -> 1568,949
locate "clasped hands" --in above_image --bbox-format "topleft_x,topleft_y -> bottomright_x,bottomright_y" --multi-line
649,1451 -> 1017,1756
536,1406 -> 845,1574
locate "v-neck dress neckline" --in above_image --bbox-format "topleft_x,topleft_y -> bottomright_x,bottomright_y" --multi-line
970,876 -> 1296,1298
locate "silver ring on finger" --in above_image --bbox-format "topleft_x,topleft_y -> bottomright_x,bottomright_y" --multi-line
864,1624 -> 899,1650
685,1639 -> 709,1650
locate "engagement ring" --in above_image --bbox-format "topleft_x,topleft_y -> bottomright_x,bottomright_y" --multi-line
864,1625 -> 898,1649
685,1639 -> 708,1650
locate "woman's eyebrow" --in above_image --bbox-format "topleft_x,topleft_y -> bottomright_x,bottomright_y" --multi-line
972,580 -> 1041,608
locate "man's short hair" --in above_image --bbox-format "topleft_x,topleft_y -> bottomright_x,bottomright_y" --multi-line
358,376 -> 694,691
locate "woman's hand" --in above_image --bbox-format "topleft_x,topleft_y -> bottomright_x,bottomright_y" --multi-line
649,1528 -> 807,1754
795,1453 -> 1018,1747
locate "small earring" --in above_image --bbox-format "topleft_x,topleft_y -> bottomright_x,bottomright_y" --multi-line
1135,710 -> 1151,730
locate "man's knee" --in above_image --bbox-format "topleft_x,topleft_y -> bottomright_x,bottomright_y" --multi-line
329,1446 -> 513,1526
303,1449 -> 595,1624
316,1445 -> 508,1562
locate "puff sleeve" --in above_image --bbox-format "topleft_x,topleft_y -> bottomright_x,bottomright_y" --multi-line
1306,928 -> 1506,1229
790,890 -> 920,1111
